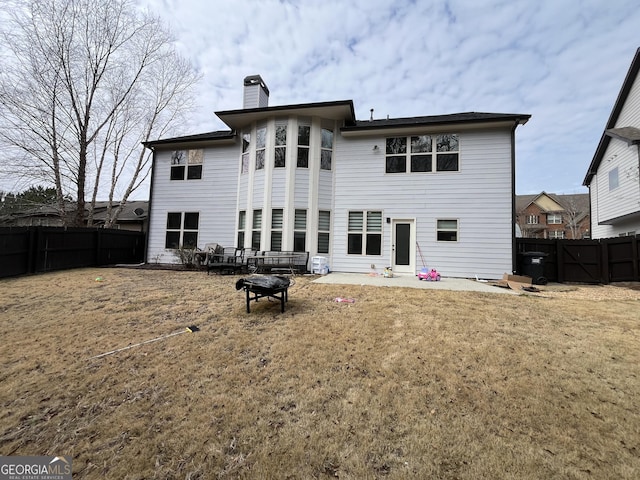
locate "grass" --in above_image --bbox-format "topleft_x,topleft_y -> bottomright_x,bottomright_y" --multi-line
1,268 -> 639,479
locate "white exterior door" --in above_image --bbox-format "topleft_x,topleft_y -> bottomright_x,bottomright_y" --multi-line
392,219 -> 415,274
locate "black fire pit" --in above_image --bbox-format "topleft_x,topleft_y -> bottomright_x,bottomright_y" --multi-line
236,275 -> 291,313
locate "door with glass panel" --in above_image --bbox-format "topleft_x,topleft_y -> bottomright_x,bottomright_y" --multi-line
392,219 -> 415,274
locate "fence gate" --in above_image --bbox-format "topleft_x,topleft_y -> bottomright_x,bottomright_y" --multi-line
557,241 -> 601,283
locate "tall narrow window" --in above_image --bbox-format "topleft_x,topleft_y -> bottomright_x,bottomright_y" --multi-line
165,212 -> 199,249
275,123 -> 287,168
256,126 -> 266,170
271,208 -> 283,251
436,134 -> 459,171
294,209 -> 307,252
318,210 -> 331,254
348,211 -> 363,254
437,219 -> 458,241
410,135 -> 432,172
365,211 -> 382,255
320,128 -> 333,170
252,209 -> 262,250
386,137 -> 406,173
241,131 -> 250,174
297,125 -> 310,168
609,167 -> 619,190
237,211 -> 246,248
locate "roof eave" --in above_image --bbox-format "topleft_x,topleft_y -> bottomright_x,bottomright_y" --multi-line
584,47 -> 640,187
341,115 -> 530,137
216,100 -> 356,130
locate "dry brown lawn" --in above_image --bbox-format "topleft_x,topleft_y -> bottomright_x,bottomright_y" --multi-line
1,268 -> 639,479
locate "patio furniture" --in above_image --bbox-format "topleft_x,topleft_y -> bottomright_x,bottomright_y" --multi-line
246,251 -> 309,274
236,275 -> 291,313
207,247 -> 243,275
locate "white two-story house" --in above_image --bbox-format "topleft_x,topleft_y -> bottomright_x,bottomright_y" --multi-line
144,75 -> 530,279
584,48 -> 640,238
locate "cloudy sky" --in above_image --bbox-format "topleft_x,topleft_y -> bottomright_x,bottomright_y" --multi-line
135,0 -> 640,196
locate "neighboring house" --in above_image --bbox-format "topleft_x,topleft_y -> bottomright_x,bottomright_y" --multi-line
584,47 -> 640,238
144,75 -> 530,278
91,201 -> 149,232
516,192 -> 590,239
0,200 -> 148,231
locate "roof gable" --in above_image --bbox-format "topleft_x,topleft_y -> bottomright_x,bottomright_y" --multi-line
584,47 -> 640,186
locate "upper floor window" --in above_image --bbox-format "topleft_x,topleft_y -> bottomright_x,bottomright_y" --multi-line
526,215 -> 539,225
256,126 -> 266,170
386,134 -> 458,173
436,134 -> 459,171
385,137 -> 406,173
170,149 -> 203,180
321,128 -> 333,170
241,132 -> 250,174
297,125 -> 310,168
275,123 -> 287,168
609,167 -> 619,190
547,213 -> 562,224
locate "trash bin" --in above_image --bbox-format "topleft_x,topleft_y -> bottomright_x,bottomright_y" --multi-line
519,251 -> 548,285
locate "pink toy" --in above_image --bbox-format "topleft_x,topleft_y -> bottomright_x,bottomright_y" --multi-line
418,268 -> 441,281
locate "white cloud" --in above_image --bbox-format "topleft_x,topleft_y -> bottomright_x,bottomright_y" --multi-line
4,0 -> 639,197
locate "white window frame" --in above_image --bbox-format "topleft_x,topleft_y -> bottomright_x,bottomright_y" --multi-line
170,149 -> 204,180
385,134 -> 458,173
436,219 -> 458,242
274,122 -> 287,168
297,124 -> 310,168
165,212 -> 199,249
347,210 -> 382,255
294,209 -> 307,252
271,208 -> 283,251
320,128 -> 333,170
252,209 -> 262,250
526,215 -> 539,225
256,125 -> 266,170
237,211 -> 246,248
547,213 -> 562,224
609,167 -> 619,190
317,210 -> 331,254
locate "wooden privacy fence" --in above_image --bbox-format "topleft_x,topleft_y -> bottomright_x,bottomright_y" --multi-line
516,235 -> 640,284
0,227 -> 145,278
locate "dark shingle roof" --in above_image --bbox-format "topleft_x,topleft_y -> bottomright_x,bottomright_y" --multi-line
143,130 -> 235,148
342,112 -> 530,132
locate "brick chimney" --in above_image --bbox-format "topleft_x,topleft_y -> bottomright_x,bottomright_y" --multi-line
243,75 -> 269,109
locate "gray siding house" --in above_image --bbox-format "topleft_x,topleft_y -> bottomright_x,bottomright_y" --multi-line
145,76 -> 530,279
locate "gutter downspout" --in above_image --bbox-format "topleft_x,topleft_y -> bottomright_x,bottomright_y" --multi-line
144,146 -> 157,263
511,121 -> 518,274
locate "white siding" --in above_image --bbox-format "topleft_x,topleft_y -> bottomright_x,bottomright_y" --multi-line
591,67 -> 640,238
616,72 -> 640,127
331,129 -> 515,278
294,169 -> 310,206
271,169 -> 287,206
147,144 -> 239,264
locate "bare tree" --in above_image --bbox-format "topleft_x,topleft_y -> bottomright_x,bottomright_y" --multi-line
0,0 -> 199,226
